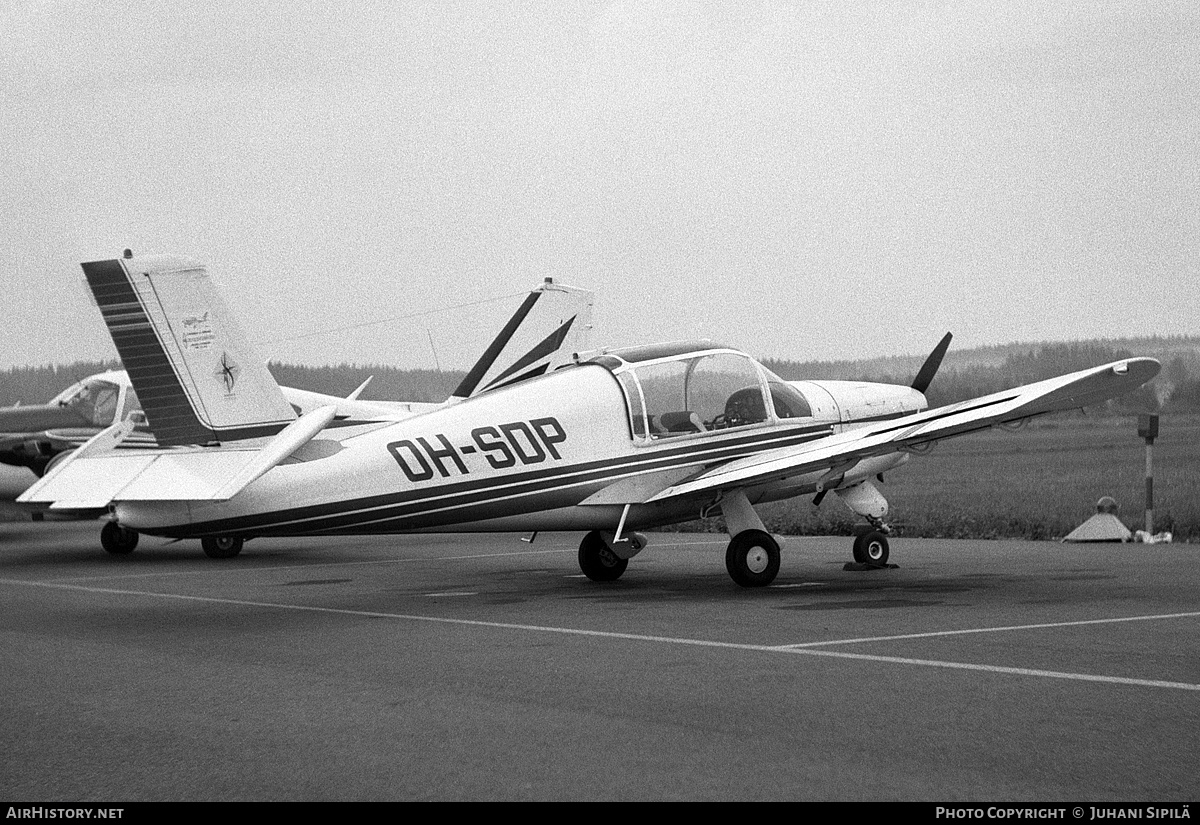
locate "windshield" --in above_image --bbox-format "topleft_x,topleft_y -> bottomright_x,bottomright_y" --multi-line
52,379 -> 121,426
618,351 -> 770,439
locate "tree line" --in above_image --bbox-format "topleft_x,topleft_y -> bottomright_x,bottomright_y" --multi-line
2,339 -> 1199,414
0,361 -> 467,408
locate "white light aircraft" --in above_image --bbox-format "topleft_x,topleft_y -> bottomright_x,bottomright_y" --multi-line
21,254 -> 1160,586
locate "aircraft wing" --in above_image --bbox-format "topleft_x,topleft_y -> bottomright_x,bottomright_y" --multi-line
646,358 -> 1160,505
0,404 -> 91,434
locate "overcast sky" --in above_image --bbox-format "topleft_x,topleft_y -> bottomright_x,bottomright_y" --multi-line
2,1 -> 1197,371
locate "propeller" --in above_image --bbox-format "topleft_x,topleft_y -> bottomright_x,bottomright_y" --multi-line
911,332 -> 953,394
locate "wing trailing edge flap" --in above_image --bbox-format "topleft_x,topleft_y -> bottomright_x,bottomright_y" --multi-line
20,405 -> 338,509
647,358 -> 1160,505
579,466 -> 705,506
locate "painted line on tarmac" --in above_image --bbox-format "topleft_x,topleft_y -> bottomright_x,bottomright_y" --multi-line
774,611 -> 1200,648
4,577 -> 1199,693
772,649 -> 1200,692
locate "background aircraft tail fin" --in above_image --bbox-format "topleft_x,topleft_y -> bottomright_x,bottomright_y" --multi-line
82,254 -> 297,446
451,278 -> 593,399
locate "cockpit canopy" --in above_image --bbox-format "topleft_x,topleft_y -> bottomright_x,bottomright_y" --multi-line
49,372 -> 139,427
586,342 -> 813,440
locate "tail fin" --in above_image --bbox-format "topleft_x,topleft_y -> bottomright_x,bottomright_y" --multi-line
451,278 -> 593,399
82,254 -> 296,446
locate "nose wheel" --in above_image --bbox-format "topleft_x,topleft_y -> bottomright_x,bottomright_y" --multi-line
852,530 -> 890,565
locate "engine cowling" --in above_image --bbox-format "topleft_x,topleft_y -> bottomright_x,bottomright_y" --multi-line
790,380 -> 927,426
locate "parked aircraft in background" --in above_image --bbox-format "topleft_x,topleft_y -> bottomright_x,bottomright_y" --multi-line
0,272 -> 592,486
21,253 -> 1158,586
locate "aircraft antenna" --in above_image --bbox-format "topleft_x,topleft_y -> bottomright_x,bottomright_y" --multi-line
427,329 -> 442,373
254,290 -> 525,346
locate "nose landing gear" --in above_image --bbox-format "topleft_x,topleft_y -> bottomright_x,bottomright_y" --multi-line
837,480 -> 894,568
852,529 -> 890,565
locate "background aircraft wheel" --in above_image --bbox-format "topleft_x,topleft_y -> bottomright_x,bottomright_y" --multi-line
100,521 -> 138,556
852,531 -> 890,565
578,530 -> 628,582
202,536 -> 244,559
725,529 -> 780,587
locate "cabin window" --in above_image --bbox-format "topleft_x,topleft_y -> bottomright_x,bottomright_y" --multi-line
616,372 -> 649,437
59,379 -> 121,426
768,381 -> 813,419
89,383 -> 120,426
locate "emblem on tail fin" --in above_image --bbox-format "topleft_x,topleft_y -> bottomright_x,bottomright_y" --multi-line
182,313 -> 215,350
216,352 -> 239,394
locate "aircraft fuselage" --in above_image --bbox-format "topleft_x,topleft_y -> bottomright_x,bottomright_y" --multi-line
115,361 -> 923,539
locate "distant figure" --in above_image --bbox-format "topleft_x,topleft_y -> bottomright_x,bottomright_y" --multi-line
1063,496 -> 1132,543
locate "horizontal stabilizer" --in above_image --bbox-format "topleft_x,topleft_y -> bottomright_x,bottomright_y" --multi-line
210,405 -> 337,499
19,405 -> 338,508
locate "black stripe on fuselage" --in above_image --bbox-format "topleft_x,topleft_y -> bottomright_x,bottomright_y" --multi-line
152,423 -> 835,537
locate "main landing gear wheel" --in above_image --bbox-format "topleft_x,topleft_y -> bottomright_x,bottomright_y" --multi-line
852,530 -> 890,565
578,530 -> 628,582
100,522 -> 139,556
725,529 -> 780,588
201,536 -> 244,559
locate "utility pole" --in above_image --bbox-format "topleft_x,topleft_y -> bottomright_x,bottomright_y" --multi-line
1137,414 -> 1158,535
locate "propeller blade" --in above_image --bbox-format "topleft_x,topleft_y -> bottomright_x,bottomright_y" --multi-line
911,332 -> 953,394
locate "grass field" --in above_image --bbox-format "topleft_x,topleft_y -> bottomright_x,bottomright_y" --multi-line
679,414 -> 1200,543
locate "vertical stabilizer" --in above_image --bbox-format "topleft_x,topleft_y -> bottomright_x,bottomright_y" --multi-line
451,279 -> 594,399
82,255 -> 297,446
